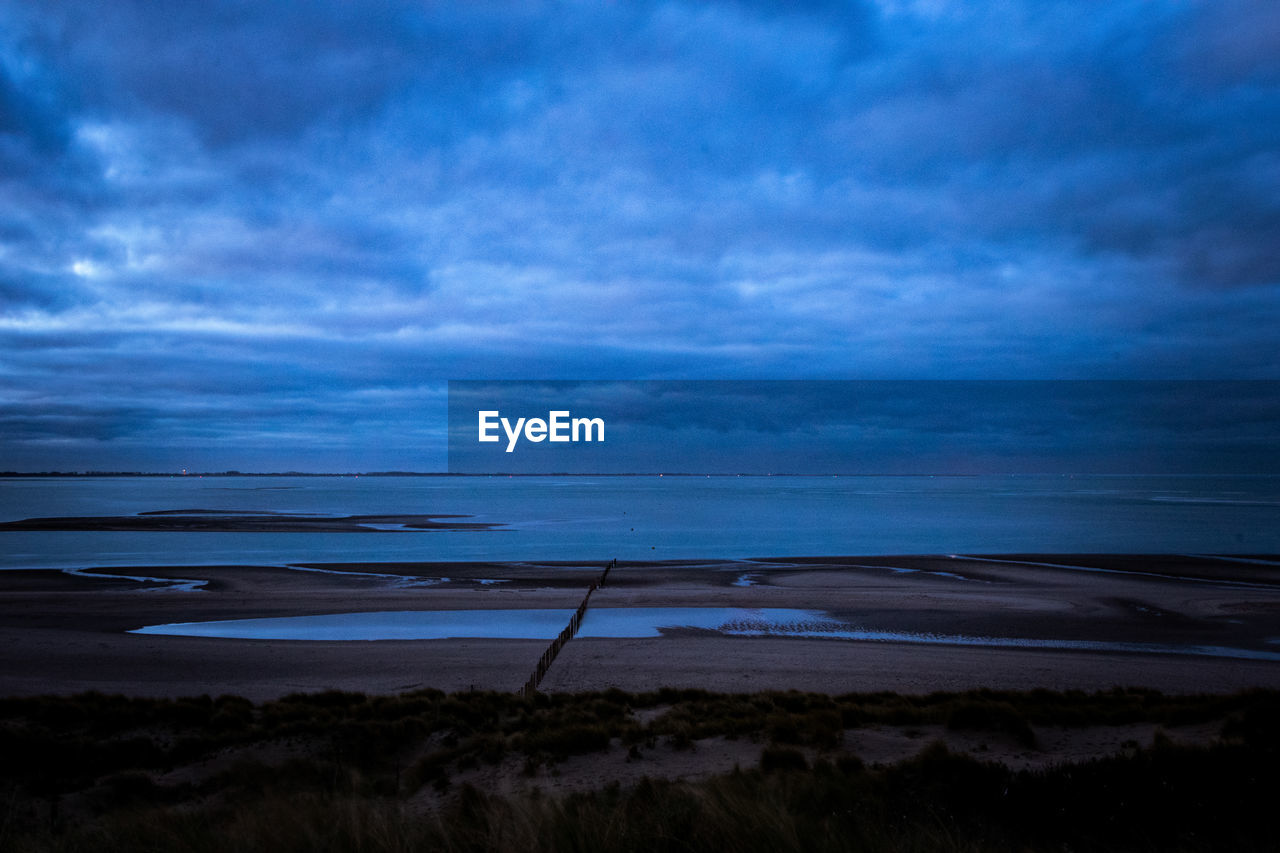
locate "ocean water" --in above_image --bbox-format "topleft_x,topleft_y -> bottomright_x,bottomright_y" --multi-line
1,474 -> 1279,570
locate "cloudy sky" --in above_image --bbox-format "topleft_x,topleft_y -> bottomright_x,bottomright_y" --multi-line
446,380 -> 1280,474
1,1 -> 1278,471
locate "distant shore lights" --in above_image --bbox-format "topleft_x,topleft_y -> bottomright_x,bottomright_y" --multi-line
477,410 -> 604,452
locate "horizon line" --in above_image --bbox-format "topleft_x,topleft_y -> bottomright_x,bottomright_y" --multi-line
3,471 -> 1277,478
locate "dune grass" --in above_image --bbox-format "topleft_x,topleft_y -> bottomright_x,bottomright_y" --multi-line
2,687 -> 1277,851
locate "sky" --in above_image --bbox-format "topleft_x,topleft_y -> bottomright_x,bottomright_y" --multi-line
1,1 -> 1278,472
446,380 -> 1280,474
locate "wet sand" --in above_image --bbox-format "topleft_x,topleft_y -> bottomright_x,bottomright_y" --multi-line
1,555 -> 1278,699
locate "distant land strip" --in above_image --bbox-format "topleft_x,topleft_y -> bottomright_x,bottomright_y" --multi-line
0,511 -> 501,532
0,471 -> 1020,477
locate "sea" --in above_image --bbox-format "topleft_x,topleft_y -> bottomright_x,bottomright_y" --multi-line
2,474 -> 1279,570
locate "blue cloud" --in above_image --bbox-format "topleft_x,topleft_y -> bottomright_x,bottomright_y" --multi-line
0,0 -> 1278,470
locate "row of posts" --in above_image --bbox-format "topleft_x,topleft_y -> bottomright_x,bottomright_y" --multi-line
519,558 -> 614,697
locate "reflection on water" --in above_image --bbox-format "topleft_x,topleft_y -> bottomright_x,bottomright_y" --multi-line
128,607 -> 1280,661
128,607 -> 817,641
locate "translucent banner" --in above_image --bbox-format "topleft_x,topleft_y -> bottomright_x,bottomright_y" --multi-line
447,380 -> 1280,475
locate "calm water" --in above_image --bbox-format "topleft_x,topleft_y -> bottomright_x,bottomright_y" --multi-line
2,474 -> 1280,569
129,607 -> 824,640
127,606 -> 1280,661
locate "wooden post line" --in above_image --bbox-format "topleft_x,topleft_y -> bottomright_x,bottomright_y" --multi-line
520,559 -> 615,697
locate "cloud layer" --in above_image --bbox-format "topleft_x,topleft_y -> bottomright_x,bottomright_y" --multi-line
2,0 -> 1278,470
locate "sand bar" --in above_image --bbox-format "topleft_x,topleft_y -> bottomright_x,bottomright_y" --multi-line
1,555 -> 1278,699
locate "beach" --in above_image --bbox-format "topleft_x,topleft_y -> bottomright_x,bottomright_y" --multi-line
3,554 -> 1278,699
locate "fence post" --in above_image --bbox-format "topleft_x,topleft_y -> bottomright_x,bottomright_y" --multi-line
517,557 -> 615,695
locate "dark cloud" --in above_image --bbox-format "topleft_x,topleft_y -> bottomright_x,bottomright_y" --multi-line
0,66 -> 67,158
0,0 -> 1277,470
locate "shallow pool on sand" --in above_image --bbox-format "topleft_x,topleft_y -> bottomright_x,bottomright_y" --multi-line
126,607 -> 1280,661
128,607 -> 830,641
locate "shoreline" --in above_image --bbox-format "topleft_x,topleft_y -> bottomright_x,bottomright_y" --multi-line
2,554 -> 1278,699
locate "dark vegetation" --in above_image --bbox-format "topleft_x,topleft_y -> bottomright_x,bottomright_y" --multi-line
1,687 -> 1277,851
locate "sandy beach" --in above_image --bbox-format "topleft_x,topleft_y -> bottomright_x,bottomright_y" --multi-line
2,554 -> 1278,699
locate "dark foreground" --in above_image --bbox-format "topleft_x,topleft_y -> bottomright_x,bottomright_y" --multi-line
3,687 -> 1278,852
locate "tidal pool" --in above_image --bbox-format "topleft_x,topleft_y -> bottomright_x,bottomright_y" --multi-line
126,607 -> 1280,661
128,607 -> 828,641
